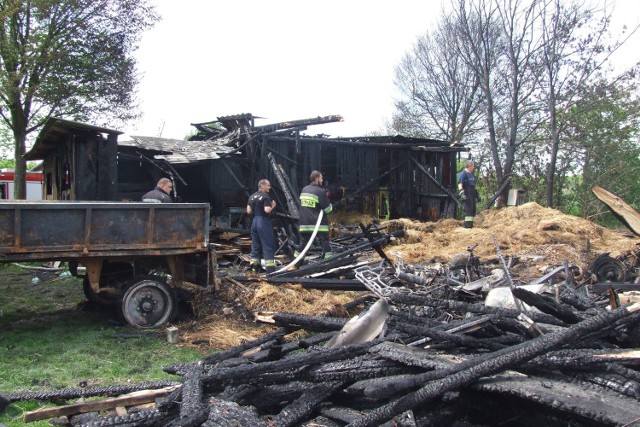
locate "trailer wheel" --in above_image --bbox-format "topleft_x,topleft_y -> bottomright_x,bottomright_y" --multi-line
119,276 -> 178,328
589,254 -> 627,282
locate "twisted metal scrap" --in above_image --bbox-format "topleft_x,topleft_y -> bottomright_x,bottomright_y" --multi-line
354,265 -> 392,297
354,264 -> 433,297
492,234 -> 524,312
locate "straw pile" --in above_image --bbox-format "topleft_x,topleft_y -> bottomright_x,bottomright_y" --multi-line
180,202 -> 639,352
384,202 -> 638,268
180,281 -> 359,352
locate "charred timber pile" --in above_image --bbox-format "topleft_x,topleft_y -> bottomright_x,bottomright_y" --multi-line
8,240 -> 640,425
8,286 -> 640,426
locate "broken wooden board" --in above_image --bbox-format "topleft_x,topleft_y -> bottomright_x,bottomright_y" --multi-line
592,185 -> 640,236
23,385 -> 179,422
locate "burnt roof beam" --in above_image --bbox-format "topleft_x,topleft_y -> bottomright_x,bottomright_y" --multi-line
266,136 -> 461,149
252,115 -> 343,133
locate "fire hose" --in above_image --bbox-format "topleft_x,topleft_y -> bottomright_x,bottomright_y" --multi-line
272,210 -> 324,274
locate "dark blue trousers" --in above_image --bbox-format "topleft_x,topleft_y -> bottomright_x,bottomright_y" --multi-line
250,216 -> 276,272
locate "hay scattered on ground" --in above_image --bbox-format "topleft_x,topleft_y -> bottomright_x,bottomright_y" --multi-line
383,202 -> 639,268
330,211 -> 377,226
180,280 -> 360,352
248,283 -> 354,317
179,312 -> 273,352
181,202 -> 639,352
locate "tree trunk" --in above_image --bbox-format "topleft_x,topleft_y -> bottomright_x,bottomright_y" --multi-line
9,90 -> 29,200
12,127 -> 27,199
545,87 -> 560,208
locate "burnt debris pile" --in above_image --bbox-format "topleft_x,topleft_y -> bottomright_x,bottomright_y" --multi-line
218,220 -> 406,291
7,240 -> 640,426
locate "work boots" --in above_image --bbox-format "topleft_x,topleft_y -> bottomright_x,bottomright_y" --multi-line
249,261 -> 261,274
293,251 -> 306,266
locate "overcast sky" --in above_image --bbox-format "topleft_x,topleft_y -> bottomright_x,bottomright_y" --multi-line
123,0 -> 640,140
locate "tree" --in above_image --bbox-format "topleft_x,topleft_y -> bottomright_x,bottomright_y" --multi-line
455,0 -> 545,206
560,74 -> 640,222
393,13 -> 483,144
0,0 -> 158,198
536,0 -> 638,208
392,0 -> 639,213
393,0 -> 545,205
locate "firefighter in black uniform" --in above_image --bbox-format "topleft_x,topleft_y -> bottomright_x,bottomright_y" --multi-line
141,178 -> 173,203
294,170 -> 333,263
247,179 -> 277,273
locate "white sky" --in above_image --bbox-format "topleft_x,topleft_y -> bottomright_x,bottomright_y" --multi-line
123,0 -> 640,140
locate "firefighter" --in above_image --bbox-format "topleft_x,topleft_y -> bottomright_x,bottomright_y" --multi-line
295,170 -> 333,263
141,178 -> 173,203
458,160 -> 481,229
247,179 -> 277,274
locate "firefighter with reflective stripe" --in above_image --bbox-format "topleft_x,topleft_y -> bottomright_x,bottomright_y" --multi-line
141,177 -> 173,203
457,159 -> 481,229
247,179 -> 277,274
295,170 -> 333,262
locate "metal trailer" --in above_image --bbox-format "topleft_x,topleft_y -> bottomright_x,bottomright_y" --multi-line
0,201 -> 214,328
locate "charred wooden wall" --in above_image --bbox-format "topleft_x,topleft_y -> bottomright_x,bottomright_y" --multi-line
25,117 -> 461,224
174,162 -> 242,217
115,148 -> 163,201
251,135 -> 461,221
115,150 -> 243,218
39,132 -> 117,201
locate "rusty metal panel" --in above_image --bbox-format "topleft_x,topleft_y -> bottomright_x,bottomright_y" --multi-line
21,208 -> 86,248
90,207 -> 149,245
0,202 -> 209,259
0,208 -> 15,246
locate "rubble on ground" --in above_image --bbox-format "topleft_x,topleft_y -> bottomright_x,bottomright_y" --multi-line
6,202 -> 640,426
183,202 -> 640,350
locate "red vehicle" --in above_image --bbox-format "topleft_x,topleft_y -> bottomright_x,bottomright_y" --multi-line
0,169 -> 43,200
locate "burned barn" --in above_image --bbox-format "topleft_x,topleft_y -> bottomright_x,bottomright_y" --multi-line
24,118 -> 122,201
119,114 -> 468,225
25,115 -> 467,229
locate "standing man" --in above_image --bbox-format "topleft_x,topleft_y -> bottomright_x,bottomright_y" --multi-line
458,160 -> 480,229
247,179 -> 277,274
295,170 -> 333,262
141,178 -> 173,203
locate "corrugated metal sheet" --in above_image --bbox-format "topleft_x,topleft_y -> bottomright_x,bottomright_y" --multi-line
119,134 -> 240,163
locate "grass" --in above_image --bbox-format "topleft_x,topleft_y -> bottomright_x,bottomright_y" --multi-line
0,265 -> 204,427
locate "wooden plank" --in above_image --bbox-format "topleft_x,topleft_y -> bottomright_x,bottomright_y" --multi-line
23,385 -> 179,422
592,185 -> 640,236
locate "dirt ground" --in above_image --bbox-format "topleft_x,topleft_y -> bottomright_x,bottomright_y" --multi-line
179,202 -> 640,352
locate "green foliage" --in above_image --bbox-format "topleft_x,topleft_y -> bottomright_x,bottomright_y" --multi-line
0,158 -> 39,170
558,74 -> 640,223
0,0 -> 159,197
0,265 -> 202,426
